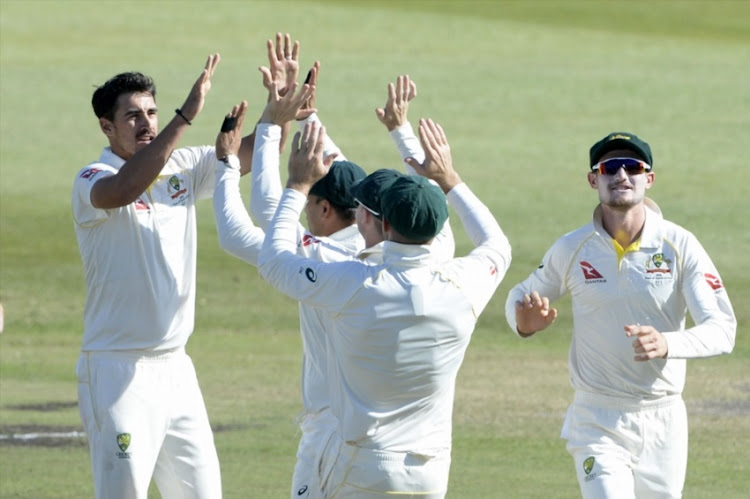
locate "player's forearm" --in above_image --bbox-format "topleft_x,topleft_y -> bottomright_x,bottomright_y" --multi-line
662,315 -> 736,358
448,183 -> 509,255
390,122 -> 424,171
92,117 -> 190,209
236,128 -> 256,176
250,123 -> 284,229
213,157 -> 263,266
258,189 -> 307,275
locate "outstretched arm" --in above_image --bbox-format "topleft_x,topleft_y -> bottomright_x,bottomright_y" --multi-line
377,75 -> 424,169
294,62 -> 346,162
236,33 -> 302,175
258,122 -> 364,310
250,78 -> 316,230
409,118 -> 511,315
214,101 -> 265,265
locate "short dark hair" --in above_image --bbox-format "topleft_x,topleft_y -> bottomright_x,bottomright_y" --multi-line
329,203 -> 357,224
91,72 -> 156,120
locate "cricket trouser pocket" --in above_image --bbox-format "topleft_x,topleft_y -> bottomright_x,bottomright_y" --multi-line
319,432 -> 451,498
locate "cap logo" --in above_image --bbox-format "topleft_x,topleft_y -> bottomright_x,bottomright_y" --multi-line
608,134 -> 631,141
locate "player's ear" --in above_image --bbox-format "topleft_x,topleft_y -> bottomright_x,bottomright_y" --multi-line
99,118 -> 114,137
645,171 -> 655,189
320,199 -> 331,217
587,172 -> 598,189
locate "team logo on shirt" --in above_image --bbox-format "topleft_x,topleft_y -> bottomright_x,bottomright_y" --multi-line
583,456 -> 597,481
646,253 -> 672,274
116,433 -> 132,459
167,175 -> 188,200
579,261 -> 606,282
644,253 -> 674,283
705,273 -> 724,290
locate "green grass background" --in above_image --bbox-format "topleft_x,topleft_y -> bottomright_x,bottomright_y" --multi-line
1,0 -> 748,497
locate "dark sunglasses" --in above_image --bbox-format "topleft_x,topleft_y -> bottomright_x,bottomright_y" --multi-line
592,157 -> 651,175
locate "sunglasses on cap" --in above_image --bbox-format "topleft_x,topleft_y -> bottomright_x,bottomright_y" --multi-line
592,157 -> 651,175
355,199 -> 381,218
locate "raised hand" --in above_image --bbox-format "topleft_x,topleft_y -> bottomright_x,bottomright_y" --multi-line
215,101 -> 248,160
375,74 -> 417,132
405,119 -> 461,193
260,80 -> 316,127
514,291 -> 558,337
287,122 -> 336,193
296,61 -> 320,121
178,53 -> 221,122
259,32 -> 300,97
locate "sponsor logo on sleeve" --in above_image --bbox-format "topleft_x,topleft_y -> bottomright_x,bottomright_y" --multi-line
135,198 -> 150,211
580,261 -> 606,282
301,234 -> 319,247
705,273 -> 723,290
80,168 -> 102,180
305,268 -> 317,283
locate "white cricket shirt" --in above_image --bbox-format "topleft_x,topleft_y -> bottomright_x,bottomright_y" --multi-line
258,184 -> 511,454
72,146 -> 217,351
247,120 -> 449,414
505,199 -> 736,399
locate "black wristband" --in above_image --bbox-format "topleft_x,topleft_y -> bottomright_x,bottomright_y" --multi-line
175,108 -> 192,125
220,116 -> 237,133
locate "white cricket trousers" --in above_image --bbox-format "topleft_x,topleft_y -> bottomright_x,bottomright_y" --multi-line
76,348 -> 222,499
562,391 -> 688,499
318,430 -> 451,498
291,408 -> 338,499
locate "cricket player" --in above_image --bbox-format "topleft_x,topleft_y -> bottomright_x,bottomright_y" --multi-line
505,132 -> 737,498
244,68 -> 454,498
72,55 -> 255,498
257,118 -> 511,497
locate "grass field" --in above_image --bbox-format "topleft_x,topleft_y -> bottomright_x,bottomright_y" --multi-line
1,0 -> 748,497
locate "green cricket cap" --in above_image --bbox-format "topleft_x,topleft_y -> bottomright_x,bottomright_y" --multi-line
589,132 -> 653,167
381,175 -> 448,241
309,160 -> 367,208
350,169 -> 404,219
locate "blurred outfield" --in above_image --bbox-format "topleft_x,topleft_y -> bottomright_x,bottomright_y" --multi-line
0,0 -> 748,497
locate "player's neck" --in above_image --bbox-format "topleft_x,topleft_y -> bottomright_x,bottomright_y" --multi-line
600,203 -> 646,248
